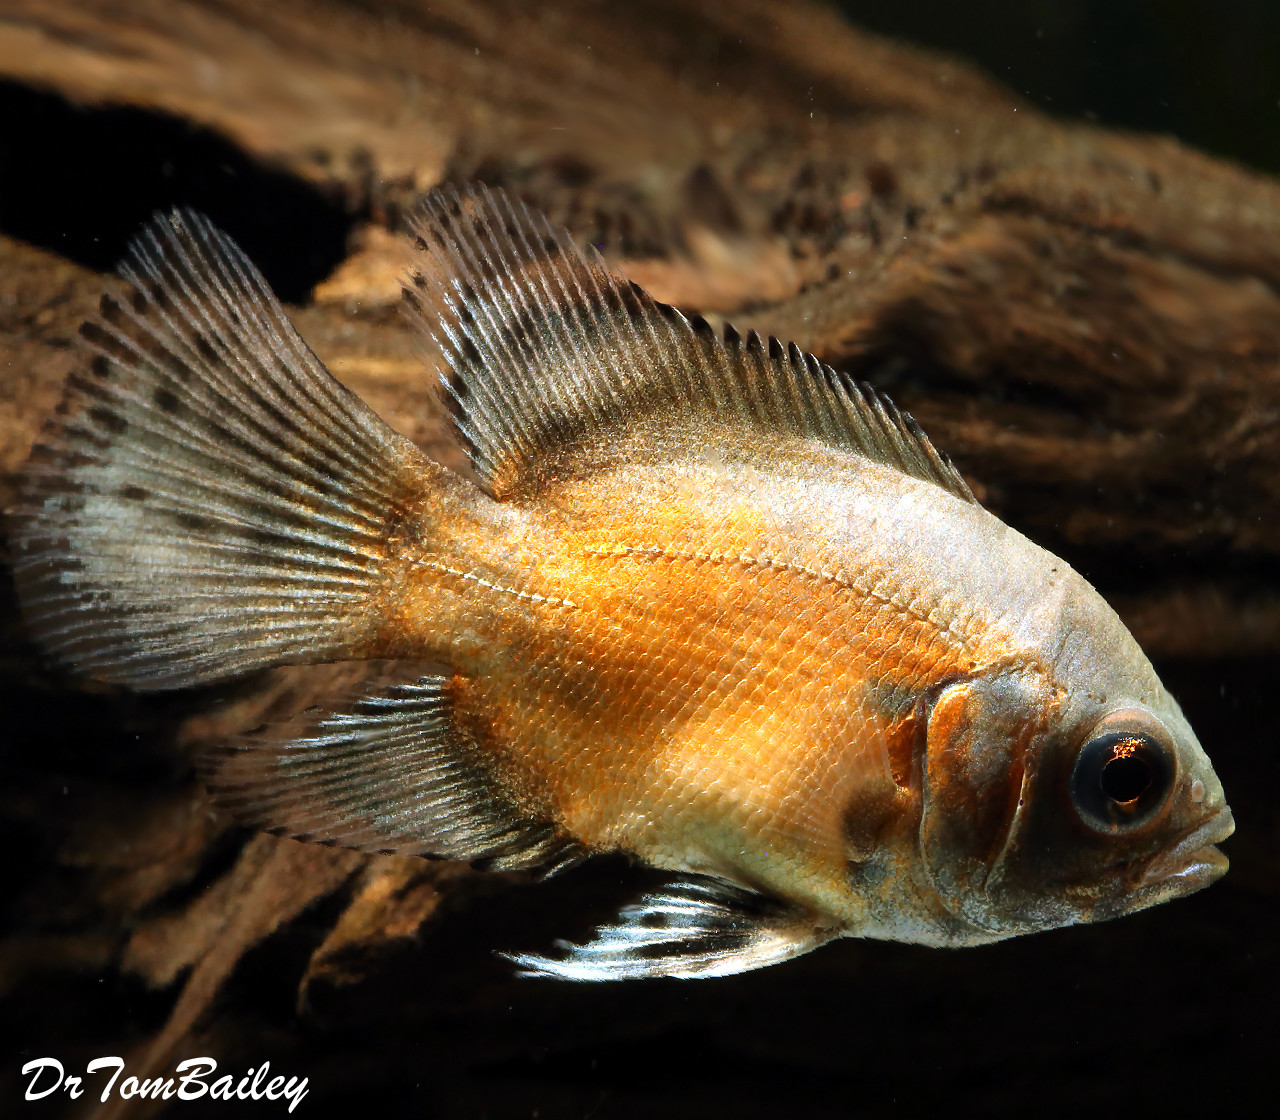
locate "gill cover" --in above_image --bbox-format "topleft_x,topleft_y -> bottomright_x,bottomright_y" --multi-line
918,669 -> 1052,935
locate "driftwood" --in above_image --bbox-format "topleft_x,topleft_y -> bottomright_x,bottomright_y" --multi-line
0,2 -> 1275,1117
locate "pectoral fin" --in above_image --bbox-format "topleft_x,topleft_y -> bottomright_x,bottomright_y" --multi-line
207,664 -> 581,873
506,875 -> 835,980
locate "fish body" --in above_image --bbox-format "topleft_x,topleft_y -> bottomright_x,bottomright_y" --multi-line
10,188 -> 1232,978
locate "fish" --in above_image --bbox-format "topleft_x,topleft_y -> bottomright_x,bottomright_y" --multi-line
9,185 -> 1233,980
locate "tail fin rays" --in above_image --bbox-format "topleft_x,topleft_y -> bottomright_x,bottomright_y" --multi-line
11,210 -> 430,689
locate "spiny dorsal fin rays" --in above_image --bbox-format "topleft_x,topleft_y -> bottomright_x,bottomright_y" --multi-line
207,665 -> 582,872
11,209 -> 431,690
403,184 -> 975,504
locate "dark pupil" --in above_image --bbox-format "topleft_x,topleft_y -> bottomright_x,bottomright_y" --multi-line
1099,748 -> 1152,804
1071,729 -> 1172,831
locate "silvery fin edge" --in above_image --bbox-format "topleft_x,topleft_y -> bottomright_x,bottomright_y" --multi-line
506,875 -> 835,980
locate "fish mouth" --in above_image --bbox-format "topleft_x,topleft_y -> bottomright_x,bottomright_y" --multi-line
1138,807 -> 1235,894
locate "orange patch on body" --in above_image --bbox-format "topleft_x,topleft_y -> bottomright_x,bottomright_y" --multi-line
379,462 -> 1006,916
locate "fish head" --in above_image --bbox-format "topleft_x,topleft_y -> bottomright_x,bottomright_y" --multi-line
913,624 -> 1232,942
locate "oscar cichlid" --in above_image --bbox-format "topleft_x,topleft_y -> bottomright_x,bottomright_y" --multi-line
10,186 -> 1233,979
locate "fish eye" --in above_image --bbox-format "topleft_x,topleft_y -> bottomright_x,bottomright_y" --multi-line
1070,730 -> 1174,832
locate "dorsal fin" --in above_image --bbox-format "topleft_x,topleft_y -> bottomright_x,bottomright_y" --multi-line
403,185 -> 974,504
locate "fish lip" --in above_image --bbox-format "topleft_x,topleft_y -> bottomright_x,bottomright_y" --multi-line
1138,807 -> 1235,891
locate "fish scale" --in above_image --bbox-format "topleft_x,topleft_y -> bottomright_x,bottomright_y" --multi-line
385,456 -> 1018,925
8,186 -> 1233,979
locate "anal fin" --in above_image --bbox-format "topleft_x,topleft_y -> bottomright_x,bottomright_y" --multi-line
506,875 -> 835,980
207,663 -> 580,874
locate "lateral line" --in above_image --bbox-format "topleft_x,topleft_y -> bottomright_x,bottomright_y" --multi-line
414,558 -> 579,611
583,542 -> 979,656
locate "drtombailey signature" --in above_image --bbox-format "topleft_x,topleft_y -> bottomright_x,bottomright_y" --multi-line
20,1056 -> 308,1112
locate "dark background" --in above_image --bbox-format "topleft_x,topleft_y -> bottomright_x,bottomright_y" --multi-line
2,2 -> 1277,1118
847,0 -> 1280,176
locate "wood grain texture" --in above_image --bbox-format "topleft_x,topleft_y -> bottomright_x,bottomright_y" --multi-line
0,2 -> 1275,1116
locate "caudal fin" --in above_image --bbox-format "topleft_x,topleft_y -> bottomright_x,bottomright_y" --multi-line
10,210 -> 431,689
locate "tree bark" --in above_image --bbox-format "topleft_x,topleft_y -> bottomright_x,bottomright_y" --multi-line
0,2 -> 1275,1117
